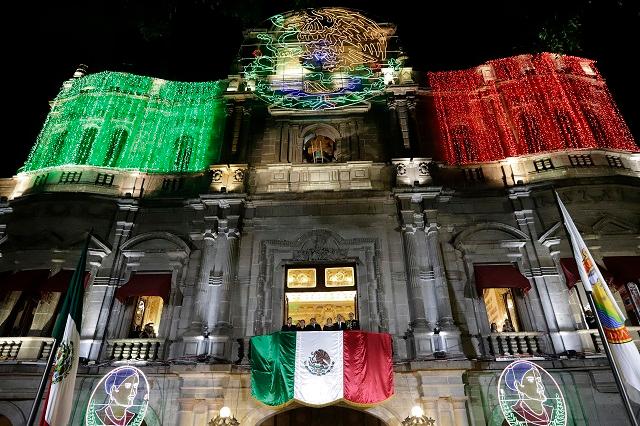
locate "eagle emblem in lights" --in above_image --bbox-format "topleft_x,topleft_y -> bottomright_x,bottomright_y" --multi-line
242,8 -> 401,110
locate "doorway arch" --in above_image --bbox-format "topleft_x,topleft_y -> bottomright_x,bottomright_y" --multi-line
258,406 -> 387,426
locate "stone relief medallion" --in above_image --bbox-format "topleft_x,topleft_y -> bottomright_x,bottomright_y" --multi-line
498,360 -> 567,426
86,366 -> 149,426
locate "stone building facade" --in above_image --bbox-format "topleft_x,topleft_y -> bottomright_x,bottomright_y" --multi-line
1,8 -> 639,426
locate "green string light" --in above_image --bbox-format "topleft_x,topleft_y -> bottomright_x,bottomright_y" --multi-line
22,71 -> 228,174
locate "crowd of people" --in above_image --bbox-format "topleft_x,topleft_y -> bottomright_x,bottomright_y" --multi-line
281,313 -> 360,331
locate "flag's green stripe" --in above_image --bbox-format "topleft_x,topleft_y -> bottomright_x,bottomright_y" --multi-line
51,237 -> 89,340
250,331 -> 296,406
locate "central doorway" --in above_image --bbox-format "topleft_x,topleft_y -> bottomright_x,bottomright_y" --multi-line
259,406 -> 386,426
285,264 -> 357,328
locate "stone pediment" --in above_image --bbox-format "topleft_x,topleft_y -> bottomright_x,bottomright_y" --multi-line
592,216 -> 636,235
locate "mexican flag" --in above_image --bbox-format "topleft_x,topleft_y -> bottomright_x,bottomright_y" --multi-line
251,331 -> 393,407
40,238 -> 88,425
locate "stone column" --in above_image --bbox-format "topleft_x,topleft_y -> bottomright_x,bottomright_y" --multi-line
402,225 -> 428,328
210,229 -> 239,329
177,399 -> 195,426
452,399 -> 469,426
188,231 -> 217,336
426,226 -> 455,329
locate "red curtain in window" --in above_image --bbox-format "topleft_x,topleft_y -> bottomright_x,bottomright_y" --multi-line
560,258 -> 615,289
1,269 -> 90,293
1,270 -> 50,291
474,264 -> 531,293
115,273 -> 172,303
603,256 -> 640,286
40,270 -> 90,292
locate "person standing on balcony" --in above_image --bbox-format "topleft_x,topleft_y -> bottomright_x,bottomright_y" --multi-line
584,308 -> 597,329
297,319 -> 306,331
346,312 -> 360,330
334,314 -> 347,330
323,317 -> 334,331
304,317 -> 322,331
502,319 -> 515,332
281,317 -> 297,331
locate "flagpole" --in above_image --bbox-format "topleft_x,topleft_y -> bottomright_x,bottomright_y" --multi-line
584,290 -> 639,426
27,230 -> 92,425
554,189 -> 638,426
26,338 -> 58,425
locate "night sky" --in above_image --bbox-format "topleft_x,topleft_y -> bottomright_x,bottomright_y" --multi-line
5,0 -> 639,177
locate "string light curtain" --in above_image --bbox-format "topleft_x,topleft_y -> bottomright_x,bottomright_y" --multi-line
22,72 -> 228,174
427,53 -> 638,165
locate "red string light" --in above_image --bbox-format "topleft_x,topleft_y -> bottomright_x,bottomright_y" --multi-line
426,53 -> 638,165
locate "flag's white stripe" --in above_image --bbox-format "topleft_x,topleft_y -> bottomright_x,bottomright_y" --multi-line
294,331 -> 343,405
612,342 -> 640,403
558,195 -> 626,319
44,315 -> 79,425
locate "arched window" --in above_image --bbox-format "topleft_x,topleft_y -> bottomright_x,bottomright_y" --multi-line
173,135 -> 194,172
450,125 -> 473,163
585,110 -> 607,146
303,133 -> 336,163
104,129 -> 128,167
49,130 -> 68,165
520,113 -> 542,153
76,127 -> 98,164
554,110 -> 578,148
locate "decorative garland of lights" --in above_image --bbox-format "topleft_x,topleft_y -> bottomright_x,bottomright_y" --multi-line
22,72 -> 228,174
242,8 -> 399,110
427,53 -> 638,165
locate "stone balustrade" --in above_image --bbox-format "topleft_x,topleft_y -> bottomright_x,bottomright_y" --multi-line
105,338 -> 166,361
483,332 -> 545,357
0,337 -> 54,362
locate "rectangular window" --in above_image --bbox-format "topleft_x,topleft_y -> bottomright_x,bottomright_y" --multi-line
463,168 -> 485,182
325,267 -> 355,287
95,173 -> 114,186
161,178 -> 184,192
568,154 -> 594,167
606,155 -> 624,168
287,268 -> 317,288
33,174 -> 49,187
59,171 -> 82,184
533,158 -> 554,172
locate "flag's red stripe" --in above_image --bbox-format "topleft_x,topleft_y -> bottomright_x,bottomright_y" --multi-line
343,331 -> 394,404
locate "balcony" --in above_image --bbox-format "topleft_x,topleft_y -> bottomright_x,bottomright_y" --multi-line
251,161 -> 388,193
0,337 -> 54,362
105,338 -> 167,361
483,332 -> 545,358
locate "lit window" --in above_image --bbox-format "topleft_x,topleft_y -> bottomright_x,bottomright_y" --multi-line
287,268 -> 317,288
325,267 -> 355,287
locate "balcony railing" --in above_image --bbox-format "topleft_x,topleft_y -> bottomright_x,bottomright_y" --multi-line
0,337 -> 54,362
105,338 -> 166,361
483,332 -> 545,357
